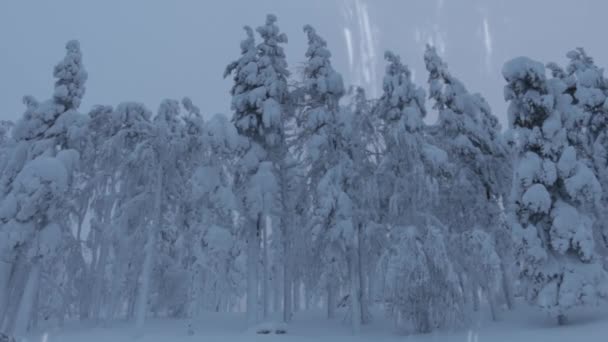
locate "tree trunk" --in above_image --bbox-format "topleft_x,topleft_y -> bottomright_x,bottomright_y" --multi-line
327,282 -> 336,319
247,214 -> 261,325
2,247 -> 30,334
293,281 -> 300,313
0,257 -> 11,328
357,223 -> 370,324
273,262 -> 281,314
367,267 -> 375,307
500,262 -> 514,310
472,286 -> 480,312
557,314 -> 567,325
283,257 -> 292,322
349,245 -> 361,334
187,269 -> 201,318
31,286 -> 40,331
108,247 -> 125,321
13,260 -> 40,337
303,282 -> 310,310
134,229 -> 155,330
262,215 -> 270,319
485,286 -> 498,321
135,164 -> 163,331
90,237 -> 109,321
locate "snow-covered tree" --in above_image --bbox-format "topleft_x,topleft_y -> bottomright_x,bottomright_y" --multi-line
177,105 -> 241,317
382,224 -> 462,333
0,40 -> 87,336
374,51 -> 440,227
224,14 -> 289,325
297,23 -> 346,321
424,45 -> 513,315
503,56 -> 608,324
87,102 -> 155,322
374,50 -> 463,333
548,48 -> 608,245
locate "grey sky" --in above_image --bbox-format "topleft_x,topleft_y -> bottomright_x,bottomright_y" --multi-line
1,0 -> 606,128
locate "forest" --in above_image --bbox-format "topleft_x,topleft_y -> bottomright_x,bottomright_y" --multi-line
0,13 -> 607,339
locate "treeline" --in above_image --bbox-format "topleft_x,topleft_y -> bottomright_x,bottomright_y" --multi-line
0,14 -> 607,337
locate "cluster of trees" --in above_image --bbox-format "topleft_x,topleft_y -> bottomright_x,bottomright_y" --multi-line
0,13 -> 607,336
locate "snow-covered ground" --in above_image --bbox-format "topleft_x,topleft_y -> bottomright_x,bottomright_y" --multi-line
25,303 -> 608,342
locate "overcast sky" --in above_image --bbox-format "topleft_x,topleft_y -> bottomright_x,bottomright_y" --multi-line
1,0 -> 606,128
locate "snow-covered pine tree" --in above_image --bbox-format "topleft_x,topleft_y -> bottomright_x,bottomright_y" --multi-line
225,25 -> 264,325
133,99 -> 189,330
424,45 -> 513,317
382,223 -> 461,333
77,104 -> 116,322
298,23 -> 346,322
344,86 -> 386,313
224,14 -> 289,325
374,50 -> 463,333
0,40 -> 87,336
86,102 -> 155,322
0,119 -> 15,327
178,102 -> 241,317
548,48 -> 608,246
503,56 -> 608,325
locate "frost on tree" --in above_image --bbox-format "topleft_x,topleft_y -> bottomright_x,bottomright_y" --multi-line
503,56 -> 608,324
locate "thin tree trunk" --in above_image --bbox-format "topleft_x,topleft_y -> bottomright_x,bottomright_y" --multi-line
187,268 -> 200,318
31,286 -> 40,331
293,281 -> 300,313
303,282 -> 309,310
135,164 -> 163,330
2,246 -> 31,333
500,262 -> 514,310
90,237 -> 109,321
472,286 -> 480,312
0,257 -> 11,327
327,282 -> 336,319
273,263 -> 281,314
13,260 -> 40,337
485,286 -> 498,321
283,253 -> 292,322
262,215 -> 270,319
135,232 -> 155,330
247,214 -> 261,325
367,267 -> 375,307
357,223 -> 370,324
349,246 -> 361,334
108,247 -> 124,321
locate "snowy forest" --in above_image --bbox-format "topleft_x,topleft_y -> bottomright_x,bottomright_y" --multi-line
1,12 -> 608,340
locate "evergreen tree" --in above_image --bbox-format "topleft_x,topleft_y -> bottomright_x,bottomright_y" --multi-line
374,50 -> 463,333
0,40 -> 88,336
224,14 -> 289,325
548,48 -> 608,245
424,45 -> 513,316
504,56 -> 608,325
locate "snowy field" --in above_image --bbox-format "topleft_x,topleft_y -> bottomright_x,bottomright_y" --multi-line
25,304 -> 608,342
